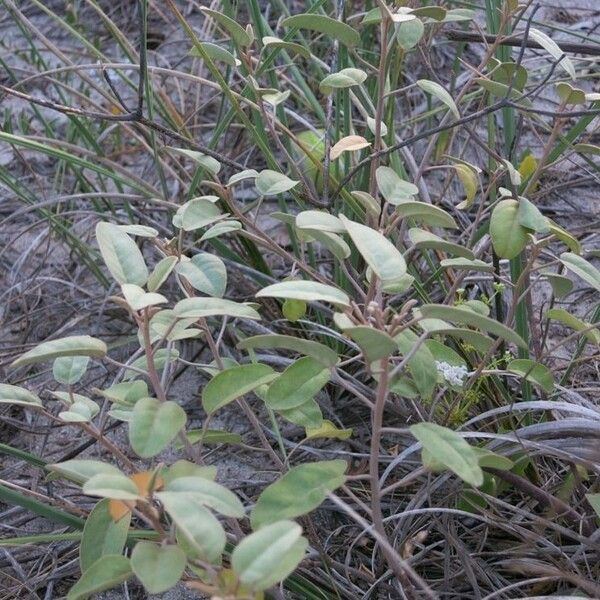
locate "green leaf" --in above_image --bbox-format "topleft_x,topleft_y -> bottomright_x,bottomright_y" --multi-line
237,334 -> 338,368
296,210 -> 345,233
173,197 -> 223,231
281,14 -> 360,47
199,220 -> 242,242
12,335 -> 107,367
255,170 -> 299,195
282,299 -> 306,321
52,356 -> 89,385
471,447 -> 514,471
376,166 -> 418,204
47,460 -> 123,485
262,36 -> 311,58
475,78 -> 532,104
256,280 -> 350,307
174,297 -> 261,320
201,8 -> 252,47
121,284 -> 167,312
131,542 -> 186,594
416,304 -> 527,349
555,82 -> 586,105
265,357 -> 330,410
0,384 -> 42,407
394,201 -> 458,228
180,430 -> 242,447
517,197 -> 549,233
440,258 -> 494,273
411,422 -> 483,486
542,273 -> 573,298
529,27 -> 575,79
489,200 -> 529,259
395,329 -> 437,399
232,521 -> 307,591
95,222 -> 148,286
190,42 -> 240,66
129,398 -> 187,458
586,493 -> 600,519
161,476 -> 244,518
99,381 -> 149,406
163,460 -> 217,485
83,473 -> 141,501
147,256 -> 177,292
168,147 -> 221,174
277,399 -> 323,429
417,79 -> 459,118
548,221 -> 581,253
250,460 -> 346,529
117,225 -> 158,238
176,253 -> 227,297
320,68 -> 367,94
339,214 -> 407,283
560,252 -> 600,292
158,494 -> 225,562
305,420 -> 352,441
546,308 -> 600,344
202,364 -> 277,414
454,164 -> 479,209
345,326 -> 397,363
80,499 -> 130,572
408,228 -> 474,259
507,359 -> 554,394
67,555 -> 132,600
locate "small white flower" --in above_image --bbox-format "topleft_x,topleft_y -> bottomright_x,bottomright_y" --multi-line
435,361 -> 469,387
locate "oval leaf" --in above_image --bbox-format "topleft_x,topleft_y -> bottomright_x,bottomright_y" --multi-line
250,460 -> 346,529
80,499 -> 130,572
96,222 -> 148,286
203,364 -> 277,414
232,521 -> 307,591
256,280 -> 350,307
128,398 -> 186,458
281,14 -> 360,47
67,555 -> 132,600
131,542 -> 186,594
339,214 -> 407,283
176,253 -> 227,297
12,335 -> 107,367
411,422 -> 483,487
265,357 -> 330,410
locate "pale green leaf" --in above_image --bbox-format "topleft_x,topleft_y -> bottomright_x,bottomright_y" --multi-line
12,335 -> 107,367
237,334 -> 338,367
67,555 -> 132,600
131,542 -> 186,594
255,170 -> 299,196
411,422 -> 483,486
256,280 -> 350,307
80,499 -> 130,572
176,253 -> 227,297
281,14 -> 360,47
232,521 -> 307,591
417,79 -> 459,118
174,297 -> 261,320
251,460 -> 347,528
129,398 -> 186,458
96,222 -> 148,286
202,364 -> 277,414
339,214 -> 407,283
265,357 -> 330,410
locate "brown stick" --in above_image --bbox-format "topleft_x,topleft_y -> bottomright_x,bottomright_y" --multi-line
445,30 -> 600,57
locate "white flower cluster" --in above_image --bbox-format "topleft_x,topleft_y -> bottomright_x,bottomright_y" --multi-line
435,361 -> 469,387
